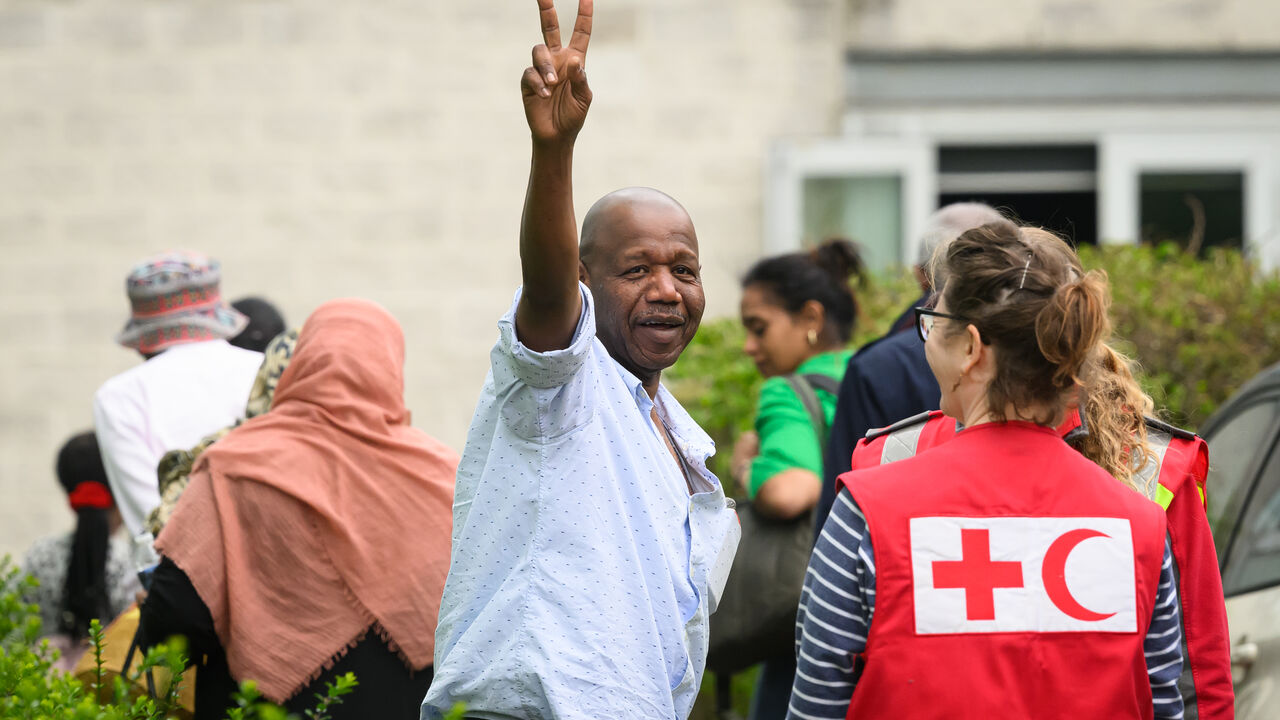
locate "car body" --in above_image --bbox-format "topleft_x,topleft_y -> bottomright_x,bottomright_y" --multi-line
1200,360 -> 1280,719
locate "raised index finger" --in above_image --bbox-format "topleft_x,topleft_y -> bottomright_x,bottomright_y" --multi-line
537,0 -> 562,50
568,0 -> 592,54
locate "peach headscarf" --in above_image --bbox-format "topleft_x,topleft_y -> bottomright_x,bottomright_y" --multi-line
156,299 -> 457,703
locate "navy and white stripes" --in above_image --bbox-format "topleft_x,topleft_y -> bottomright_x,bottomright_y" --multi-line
787,489 -> 1186,720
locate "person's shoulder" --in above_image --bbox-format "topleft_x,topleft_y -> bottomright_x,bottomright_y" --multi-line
1143,415 -> 1198,442
21,533 -> 71,574
94,359 -> 152,406
188,339 -> 264,368
755,375 -> 814,418
863,410 -> 945,442
846,330 -> 927,383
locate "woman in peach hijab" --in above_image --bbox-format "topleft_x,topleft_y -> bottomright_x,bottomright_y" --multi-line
139,299 -> 458,719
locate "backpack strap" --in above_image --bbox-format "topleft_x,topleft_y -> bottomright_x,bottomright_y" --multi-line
799,372 -> 840,397
784,374 -> 833,451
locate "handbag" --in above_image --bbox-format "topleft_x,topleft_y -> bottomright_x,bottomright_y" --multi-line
707,372 -> 839,674
70,603 -> 196,717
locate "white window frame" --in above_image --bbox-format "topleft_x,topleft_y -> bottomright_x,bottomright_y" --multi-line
765,137 -> 936,266
1099,132 -> 1280,266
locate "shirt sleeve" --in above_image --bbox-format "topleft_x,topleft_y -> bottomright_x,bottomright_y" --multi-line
789,488 -> 875,720
93,383 -> 160,536
490,283 -> 598,441
749,377 -> 823,498
1148,540 -> 1187,720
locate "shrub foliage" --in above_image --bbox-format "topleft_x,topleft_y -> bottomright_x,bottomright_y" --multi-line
670,244 -> 1280,478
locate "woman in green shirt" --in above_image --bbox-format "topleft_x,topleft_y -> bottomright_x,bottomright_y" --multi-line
731,238 -> 864,720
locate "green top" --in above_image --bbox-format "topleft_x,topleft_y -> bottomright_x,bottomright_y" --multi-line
748,349 -> 853,498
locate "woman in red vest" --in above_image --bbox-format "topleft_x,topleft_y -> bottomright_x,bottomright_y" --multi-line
789,220 -> 1183,719
846,344 -> 1234,719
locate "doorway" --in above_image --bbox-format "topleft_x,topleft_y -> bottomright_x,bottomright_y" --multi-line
937,145 -> 1099,246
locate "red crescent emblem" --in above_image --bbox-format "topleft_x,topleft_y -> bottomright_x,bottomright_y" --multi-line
1042,529 -> 1116,621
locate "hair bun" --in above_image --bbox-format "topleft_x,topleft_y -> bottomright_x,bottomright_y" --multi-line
810,238 -> 866,286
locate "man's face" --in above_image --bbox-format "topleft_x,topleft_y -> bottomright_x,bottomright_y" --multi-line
581,201 -> 705,384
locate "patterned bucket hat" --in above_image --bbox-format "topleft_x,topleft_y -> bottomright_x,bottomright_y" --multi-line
116,251 -> 248,355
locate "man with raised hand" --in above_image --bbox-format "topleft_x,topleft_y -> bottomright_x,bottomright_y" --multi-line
421,2 -> 740,719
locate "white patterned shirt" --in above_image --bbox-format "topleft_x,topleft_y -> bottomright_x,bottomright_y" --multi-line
423,285 -> 740,720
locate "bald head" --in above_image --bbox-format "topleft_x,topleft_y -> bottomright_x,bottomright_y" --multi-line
580,187 -> 694,269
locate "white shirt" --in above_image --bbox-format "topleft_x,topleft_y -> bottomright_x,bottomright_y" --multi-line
423,285 -> 740,720
92,340 -> 263,535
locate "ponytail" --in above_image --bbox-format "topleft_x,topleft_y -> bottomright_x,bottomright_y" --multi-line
1035,270 -> 1112,392
61,507 -> 111,638
55,432 -> 114,640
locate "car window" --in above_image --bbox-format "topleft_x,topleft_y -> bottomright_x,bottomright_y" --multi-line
1222,440 -> 1280,596
1205,399 -> 1280,561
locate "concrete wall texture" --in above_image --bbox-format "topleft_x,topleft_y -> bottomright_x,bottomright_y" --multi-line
2,0 -> 1278,559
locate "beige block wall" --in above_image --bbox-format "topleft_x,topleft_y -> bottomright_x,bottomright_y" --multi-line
846,0 -> 1280,51
0,0 -> 846,559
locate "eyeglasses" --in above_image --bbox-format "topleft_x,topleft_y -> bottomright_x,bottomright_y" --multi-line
913,307 -> 968,343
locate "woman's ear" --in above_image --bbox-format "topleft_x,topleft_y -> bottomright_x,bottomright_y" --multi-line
960,323 -> 986,377
800,299 -> 826,333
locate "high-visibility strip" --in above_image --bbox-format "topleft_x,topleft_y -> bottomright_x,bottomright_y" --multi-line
880,423 -> 926,465
1137,430 -> 1174,504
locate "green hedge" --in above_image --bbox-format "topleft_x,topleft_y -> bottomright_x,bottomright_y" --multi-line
1083,244 -> 1280,429
669,244 -> 1280,482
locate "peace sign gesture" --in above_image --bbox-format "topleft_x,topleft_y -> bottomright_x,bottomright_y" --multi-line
521,0 -> 593,145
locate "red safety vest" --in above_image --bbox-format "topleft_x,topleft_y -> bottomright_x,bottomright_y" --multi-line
850,412 -> 1235,719
841,422 -> 1168,719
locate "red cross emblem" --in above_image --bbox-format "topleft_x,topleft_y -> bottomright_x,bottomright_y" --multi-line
932,528 -> 1024,620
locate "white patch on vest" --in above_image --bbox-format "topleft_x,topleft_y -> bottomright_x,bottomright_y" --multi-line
910,516 -> 1137,634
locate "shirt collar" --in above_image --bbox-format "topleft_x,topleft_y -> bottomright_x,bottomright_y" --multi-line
607,354 -> 716,462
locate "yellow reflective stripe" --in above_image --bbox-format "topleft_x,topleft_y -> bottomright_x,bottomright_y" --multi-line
1155,483 -> 1175,511
1197,483 -> 1207,509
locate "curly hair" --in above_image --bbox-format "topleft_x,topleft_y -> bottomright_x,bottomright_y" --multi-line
1075,343 -> 1158,494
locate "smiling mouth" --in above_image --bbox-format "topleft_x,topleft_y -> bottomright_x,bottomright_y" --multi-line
636,315 -> 686,330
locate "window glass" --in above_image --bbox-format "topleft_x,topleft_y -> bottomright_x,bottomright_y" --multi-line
1139,172 -> 1245,253
801,175 -> 901,271
1205,400 -> 1280,563
1223,441 -> 1280,595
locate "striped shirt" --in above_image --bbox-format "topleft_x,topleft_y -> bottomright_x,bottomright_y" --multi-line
789,489 -> 1186,720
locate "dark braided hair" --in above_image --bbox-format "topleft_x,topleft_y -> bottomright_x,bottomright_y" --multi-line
56,432 -> 114,640
741,239 -> 866,343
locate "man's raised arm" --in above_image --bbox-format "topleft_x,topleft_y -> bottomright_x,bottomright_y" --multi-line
515,0 -> 593,352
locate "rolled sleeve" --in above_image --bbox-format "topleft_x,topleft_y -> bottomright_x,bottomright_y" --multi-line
492,283 -> 598,441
